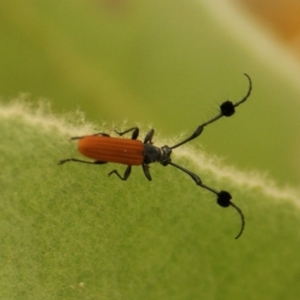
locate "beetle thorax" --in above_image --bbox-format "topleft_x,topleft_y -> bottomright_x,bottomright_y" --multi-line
143,144 -> 172,165
143,143 -> 161,164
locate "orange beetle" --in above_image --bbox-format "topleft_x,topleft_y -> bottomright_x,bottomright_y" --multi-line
59,74 -> 252,239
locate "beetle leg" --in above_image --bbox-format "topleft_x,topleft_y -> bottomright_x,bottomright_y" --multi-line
108,165 -> 132,180
92,133 -> 110,137
70,133 -> 110,140
114,127 -> 139,140
142,164 -> 152,181
58,158 -> 107,165
143,129 -> 155,144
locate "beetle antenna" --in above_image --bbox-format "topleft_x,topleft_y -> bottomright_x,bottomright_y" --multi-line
216,190 -> 245,239
170,73 -> 252,150
233,73 -> 252,108
230,202 -> 245,239
168,162 -> 245,239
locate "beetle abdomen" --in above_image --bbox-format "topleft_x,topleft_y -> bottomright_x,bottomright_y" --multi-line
78,136 -> 144,165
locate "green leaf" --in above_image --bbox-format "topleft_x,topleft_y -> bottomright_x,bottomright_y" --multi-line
1,102 -> 300,299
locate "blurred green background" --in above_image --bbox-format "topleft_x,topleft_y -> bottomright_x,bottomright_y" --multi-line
1,0 -> 300,299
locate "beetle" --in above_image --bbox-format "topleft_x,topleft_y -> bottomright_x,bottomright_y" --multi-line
59,73 -> 252,239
